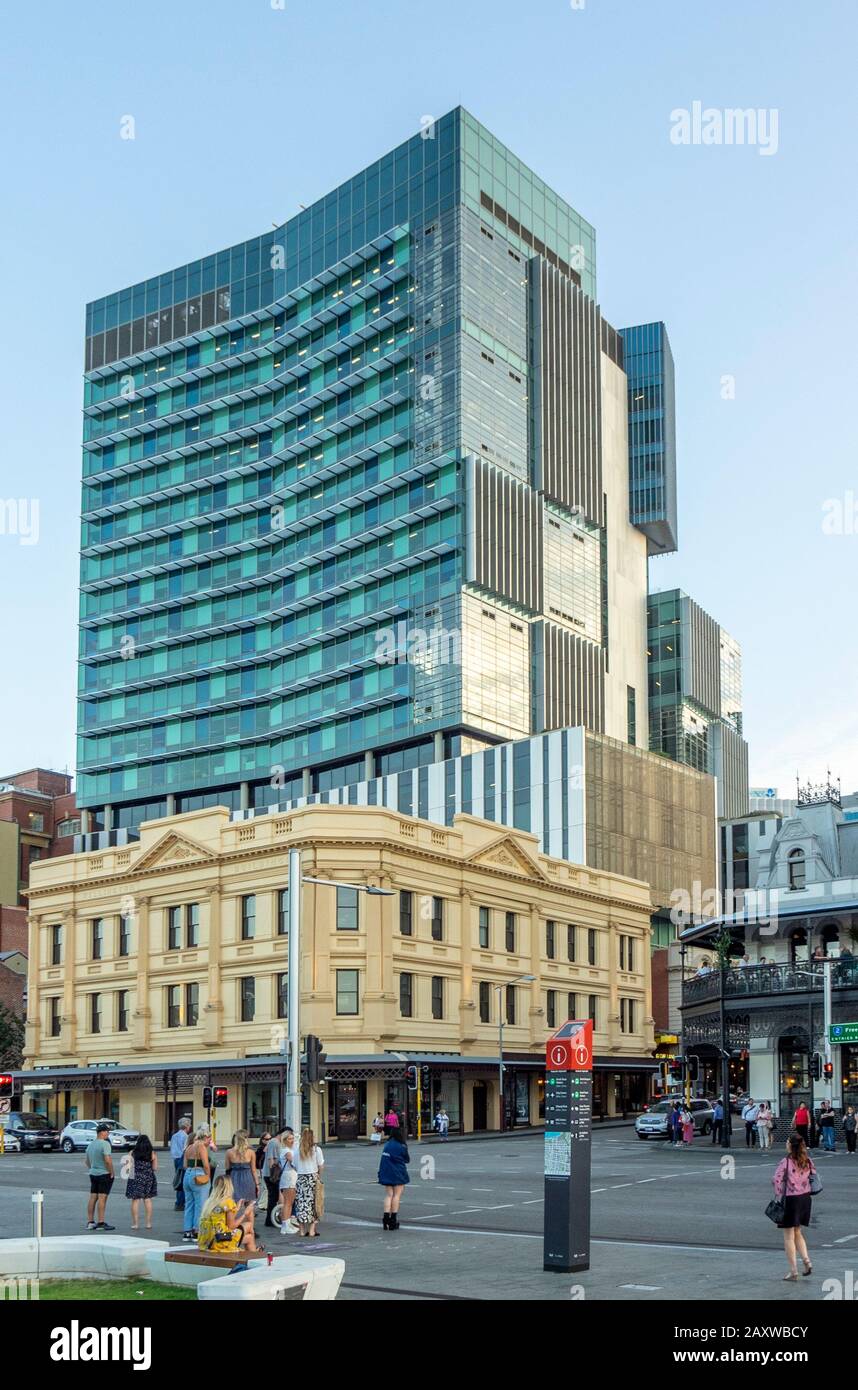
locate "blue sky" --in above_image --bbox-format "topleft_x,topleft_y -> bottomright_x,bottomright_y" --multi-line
1,0 -> 855,795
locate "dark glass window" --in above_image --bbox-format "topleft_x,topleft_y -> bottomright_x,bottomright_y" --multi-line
119,914 -> 131,958
546,921 -> 555,960
117,990 -> 129,1033
505,912 -> 516,953
186,902 -> 200,948
90,993 -> 101,1034
547,990 -> 556,1028
399,891 -> 413,937
431,975 -> 444,1020
168,906 -> 181,951
431,897 -> 443,942
277,973 -> 288,1019
588,994 -> 598,1027
49,996 -> 61,1037
241,895 -> 256,940
167,985 -> 181,1028
567,991 -> 576,1021
337,887 -> 359,931
50,924 -> 63,966
240,976 -> 256,1022
567,925 -> 576,962
91,919 -> 104,961
400,972 -> 413,1018
278,888 -> 289,936
186,982 -> 199,1027
506,983 -> 516,1025
336,969 -> 359,1015
479,981 -> 491,1023
478,906 -> 490,949
588,928 -> 597,966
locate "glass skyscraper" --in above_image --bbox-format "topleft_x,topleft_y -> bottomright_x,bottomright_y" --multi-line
78,108 -> 651,835
620,321 -> 678,556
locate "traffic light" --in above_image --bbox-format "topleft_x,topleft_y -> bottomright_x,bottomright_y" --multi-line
810,1054 -> 822,1081
212,1086 -> 228,1108
420,1065 -> 430,1090
0,1075 -> 13,1099
306,1035 -> 328,1085
823,1060 -> 834,1081
405,1065 -> 418,1091
669,1060 -> 686,1083
687,1055 -> 700,1083
202,1086 -> 213,1110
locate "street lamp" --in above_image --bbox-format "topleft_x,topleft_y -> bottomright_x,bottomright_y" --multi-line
284,848 -> 394,1136
494,974 -> 535,1132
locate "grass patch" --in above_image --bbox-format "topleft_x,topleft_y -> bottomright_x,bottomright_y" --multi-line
39,1278 -> 197,1301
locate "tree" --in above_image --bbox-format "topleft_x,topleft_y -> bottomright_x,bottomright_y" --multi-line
0,1004 -> 24,1070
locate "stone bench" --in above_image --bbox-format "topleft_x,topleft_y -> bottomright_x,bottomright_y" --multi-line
198,1254 -> 345,1301
0,1235 -> 167,1280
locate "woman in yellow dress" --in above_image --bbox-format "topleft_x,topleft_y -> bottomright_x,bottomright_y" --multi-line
198,1175 -> 260,1253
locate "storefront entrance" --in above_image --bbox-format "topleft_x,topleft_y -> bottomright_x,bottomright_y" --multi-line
472,1081 -> 488,1131
328,1082 -> 366,1140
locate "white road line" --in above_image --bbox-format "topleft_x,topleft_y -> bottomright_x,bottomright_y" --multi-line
833,1234 -> 858,1244
510,1190 -> 533,1194
609,1183 -> 635,1189
471,1188 -> 493,1192
621,1284 -> 663,1291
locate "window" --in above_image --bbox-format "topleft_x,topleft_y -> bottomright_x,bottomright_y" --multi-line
167,905 -> 181,951
478,906 -> 490,949
567,991 -> 576,1021
788,848 -> 807,891
337,886 -> 359,931
567,925 -> 576,962
29,813 -> 44,832
56,817 -> 80,836
50,923 -> 62,966
431,897 -> 443,942
546,921 -> 556,960
186,982 -> 199,1027
336,969 -> 359,1016
241,895 -> 256,940
240,976 -> 256,1022
619,935 -> 635,972
479,981 -> 491,1022
431,975 -> 444,1020
119,913 -> 132,958
48,997 -> 61,1037
547,990 -> 556,1028
90,993 -> 101,1034
627,685 -> 637,746
588,994 -> 598,1028
399,891 -> 413,937
587,928 -> 597,966
506,983 -> 516,1025
400,972 -> 413,1018
167,985 -> 181,1028
91,918 -> 104,961
505,912 -> 516,953
620,997 -> 636,1034
117,990 -> 129,1033
277,888 -> 289,936
277,973 -> 288,1019
186,902 -> 199,948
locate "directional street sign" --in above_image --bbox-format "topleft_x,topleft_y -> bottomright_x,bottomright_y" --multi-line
0,1098 -> 10,1117
829,1022 -> 858,1044
543,1019 -> 593,1274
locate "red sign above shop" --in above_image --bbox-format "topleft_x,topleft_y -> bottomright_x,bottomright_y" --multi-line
545,1019 -> 594,1072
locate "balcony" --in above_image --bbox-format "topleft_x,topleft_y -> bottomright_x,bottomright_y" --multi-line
682,958 -> 858,1007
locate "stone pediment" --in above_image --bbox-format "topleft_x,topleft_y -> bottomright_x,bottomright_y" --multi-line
465,834 -> 547,880
132,831 -> 217,872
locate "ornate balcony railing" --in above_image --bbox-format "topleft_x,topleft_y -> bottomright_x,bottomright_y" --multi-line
682,958 -> 858,1008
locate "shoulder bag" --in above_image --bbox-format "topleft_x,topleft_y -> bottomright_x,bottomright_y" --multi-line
765,1162 -> 789,1225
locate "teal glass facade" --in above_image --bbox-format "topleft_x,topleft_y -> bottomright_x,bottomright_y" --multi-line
620,321 -> 677,556
78,109 -> 596,826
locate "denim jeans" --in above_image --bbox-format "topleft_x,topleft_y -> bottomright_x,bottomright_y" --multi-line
183,1170 -> 207,1232
174,1157 -> 185,1208
822,1126 -> 836,1151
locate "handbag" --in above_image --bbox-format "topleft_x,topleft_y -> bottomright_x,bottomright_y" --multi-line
172,1166 -> 184,1191
120,1154 -> 135,1181
809,1167 -> 823,1195
765,1162 -> 789,1225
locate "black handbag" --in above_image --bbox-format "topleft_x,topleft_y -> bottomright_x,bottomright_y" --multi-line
809,1166 -> 823,1195
765,1162 -> 789,1225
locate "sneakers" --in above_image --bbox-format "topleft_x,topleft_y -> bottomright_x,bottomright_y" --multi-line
86,1221 -> 97,1230
95,1223 -> 115,1232
182,1230 -> 196,1242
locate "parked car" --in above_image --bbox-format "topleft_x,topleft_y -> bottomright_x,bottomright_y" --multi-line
1,1112 -> 60,1151
635,1099 -> 715,1140
59,1119 -> 140,1153
1,1130 -> 21,1152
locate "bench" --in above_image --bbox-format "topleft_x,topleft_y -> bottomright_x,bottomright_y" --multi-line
164,1248 -> 268,1272
198,1254 -> 345,1301
0,1236 -> 168,1281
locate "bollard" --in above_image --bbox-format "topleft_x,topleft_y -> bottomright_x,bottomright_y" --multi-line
32,1190 -> 44,1239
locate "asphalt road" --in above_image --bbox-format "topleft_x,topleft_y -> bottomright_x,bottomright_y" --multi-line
2,1131 -> 857,1300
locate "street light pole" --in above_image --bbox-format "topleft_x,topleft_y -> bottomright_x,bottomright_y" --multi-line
286,847 -> 302,1138
495,974 -> 535,1133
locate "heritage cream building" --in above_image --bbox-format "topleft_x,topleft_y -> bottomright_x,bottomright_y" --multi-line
22,802 -> 654,1141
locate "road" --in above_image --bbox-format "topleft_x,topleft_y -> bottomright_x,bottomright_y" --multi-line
2,1130 -> 857,1300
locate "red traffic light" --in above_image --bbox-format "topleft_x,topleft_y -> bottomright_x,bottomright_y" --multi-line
213,1086 -> 229,1108
823,1062 -> 834,1079
0,1075 -> 13,1098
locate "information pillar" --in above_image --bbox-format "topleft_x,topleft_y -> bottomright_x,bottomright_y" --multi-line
543,1018 -> 593,1273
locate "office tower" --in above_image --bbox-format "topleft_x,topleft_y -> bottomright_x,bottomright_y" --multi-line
78,108 -> 653,837
647,589 -> 749,818
620,322 -> 678,557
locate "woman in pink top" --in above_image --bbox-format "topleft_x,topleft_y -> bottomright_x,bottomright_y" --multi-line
772,1133 -> 817,1280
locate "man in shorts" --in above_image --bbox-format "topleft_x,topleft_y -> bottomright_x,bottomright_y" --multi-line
85,1122 -> 116,1230
278,1126 -> 298,1234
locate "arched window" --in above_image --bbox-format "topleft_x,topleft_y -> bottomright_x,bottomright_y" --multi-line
788,848 -> 807,890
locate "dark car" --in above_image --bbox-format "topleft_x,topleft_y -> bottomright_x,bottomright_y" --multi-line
2,1112 -> 60,1151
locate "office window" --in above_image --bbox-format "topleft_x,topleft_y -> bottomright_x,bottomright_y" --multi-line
167,905 -> 181,951
546,921 -> 556,960
506,983 -> 516,1025
479,980 -> 491,1023
567,924 -> 576,962
336,969 -> 359,1016
241,895 -> 256,940
117,989 -> 129,1033
337,886 -> 359,931
431,975 -> 444,1020
627,685 -> 637,746
277,972 -> 288,1019
431,896 -> 443,942
400,972 -> 413,1018
478,906 -> 490,949
505,912 -> 516,953
186,982 -> 199,1027
587,928 -> 597,966
547,989 -> 556,1028
620,997 -> 636,1034
48,996 -> 61,1037
277,888 -> 289,936
399,891 -> 413,937
91,918 -> 104,961
240,976 -> 256,1022
50,923 -> 63,966
89,993 -> 101,1034
588,994 -> 598,1028
567,991 -> 576,1021
119,913 -> 131,958
167,984 -> 181,1028
186,902 -> 200,948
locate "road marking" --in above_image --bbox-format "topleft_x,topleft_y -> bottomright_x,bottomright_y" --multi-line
621,1284 -> 663,1291
471,1188 -> 493,1192
609,1183 -> 635,1189
510,1190 -> 533,1194
833,1234 -> 858,1244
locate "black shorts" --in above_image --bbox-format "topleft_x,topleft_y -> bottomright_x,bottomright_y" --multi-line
89,1174 -> 114,1195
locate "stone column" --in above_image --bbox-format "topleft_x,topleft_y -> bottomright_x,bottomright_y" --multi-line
459,889 -> 477,1046
203,888 -> 224,1047
528,902 -> 543,1046
60,908 -> 78,1056
132,895 -> 152,1051
607,918 -> 621,1050
24,913 -> 42,1061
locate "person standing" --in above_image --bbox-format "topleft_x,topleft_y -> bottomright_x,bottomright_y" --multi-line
181,1124 -> 212,1242
793,1100 -> 811,1145
125,1134 -> 158,1230
434,1107 -> 450,1141
818,1100 -> 837,1152
294,1128 -> 325,1237
170,1117 -> 191,1211
771,1133 -> 816,1280
669,1100 -> 683,1147
378,1125 -> 410,1229
261,1129 -> 284,1227
756,1102 -> 774,1150
384,1105 -> 399,1135
85,1122 -> 116,1231
680,1105 -> 694,1146
843,1106 -> 857,1154
370,1113 -> 385,1144
278,1127 -> 298,1233
711,1097 -> 724,1145
225,1130 -> 259,1206
742,1098 -> 760,1147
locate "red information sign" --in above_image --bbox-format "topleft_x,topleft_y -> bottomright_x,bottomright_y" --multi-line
546,1019 -> 593,1072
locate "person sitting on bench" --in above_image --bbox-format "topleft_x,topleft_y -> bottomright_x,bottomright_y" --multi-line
198,1175 -> 261,1254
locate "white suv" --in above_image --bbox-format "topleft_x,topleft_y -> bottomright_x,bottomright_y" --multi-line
60,1119 -> 140,1153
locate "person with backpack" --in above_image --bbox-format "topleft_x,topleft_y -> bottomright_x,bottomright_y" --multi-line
769,1133 -> 818,1280
378,1125 -> 410,1229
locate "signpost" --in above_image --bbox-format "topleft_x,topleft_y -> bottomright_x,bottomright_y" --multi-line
829,1022 -> 858,1044
543,1019 -> 593,1273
